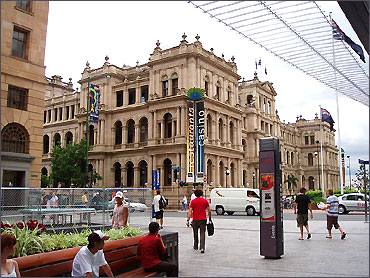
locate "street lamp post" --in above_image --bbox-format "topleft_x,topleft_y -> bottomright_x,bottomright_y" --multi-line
347,155 -> 351,190
225,167 -> 230,188
315,140 -> 321,190
252,172 -> 256,188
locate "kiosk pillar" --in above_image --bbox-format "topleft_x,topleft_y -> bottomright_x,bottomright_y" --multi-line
259,137 -> 284,259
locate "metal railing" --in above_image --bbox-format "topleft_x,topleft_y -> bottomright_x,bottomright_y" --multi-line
1,187 -> 153,232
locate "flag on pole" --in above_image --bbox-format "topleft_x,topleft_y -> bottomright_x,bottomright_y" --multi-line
320,107 -> 334,131
332,19 -> 365,63
258,58 -> 261,66
89,84 -> 100,123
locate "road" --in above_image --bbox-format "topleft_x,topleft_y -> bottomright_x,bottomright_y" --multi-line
163,210 -> 370,222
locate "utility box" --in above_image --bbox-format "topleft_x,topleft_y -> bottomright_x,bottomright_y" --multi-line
259,137 -> 284,259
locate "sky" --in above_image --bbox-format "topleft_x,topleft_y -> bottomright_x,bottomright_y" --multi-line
44,1 -> 369,186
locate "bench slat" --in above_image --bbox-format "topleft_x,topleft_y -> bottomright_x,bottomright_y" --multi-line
104,246 -> 138,262
20,260 -> 73,277
101,257 -> 140,276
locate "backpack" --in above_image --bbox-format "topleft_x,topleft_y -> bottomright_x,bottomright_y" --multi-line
159,196 -> 166,210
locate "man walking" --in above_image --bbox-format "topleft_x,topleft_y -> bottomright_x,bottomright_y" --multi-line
321,189 -> 346,239
186,189 -> 212,253
294,187 -> 313,240
137,222 -> 178,277
153,190 -> 166,229
112,191 -> 128,229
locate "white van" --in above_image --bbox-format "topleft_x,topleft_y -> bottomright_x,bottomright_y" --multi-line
209,188 -> 260,216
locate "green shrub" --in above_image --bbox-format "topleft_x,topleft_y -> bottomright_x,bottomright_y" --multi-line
2,222 -> 142,257
306,191 -> 322,202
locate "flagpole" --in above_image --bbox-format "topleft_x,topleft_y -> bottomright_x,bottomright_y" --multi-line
330,12 -> 343,195
85,77 -> 90,187
319,106 -> 325,196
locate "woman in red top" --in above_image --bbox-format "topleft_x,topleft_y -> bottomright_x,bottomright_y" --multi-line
137,222 -> 178,277
186,189 -> 212,253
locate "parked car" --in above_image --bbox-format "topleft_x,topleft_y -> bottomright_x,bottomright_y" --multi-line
124,199 -> 148,212
209,188 -> 260,216
338,193 -> 369,214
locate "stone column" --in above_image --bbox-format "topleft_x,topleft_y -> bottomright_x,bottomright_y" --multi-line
160,121 -> 164,143
134,124 -> 139,146
153,111 -> 157,143
176,107 -> 181,137
134,166 -> 140,187
123,126 -> 128,148
215,156 -> 220,187
101,120 -> 105,145
181,106 -> 186,136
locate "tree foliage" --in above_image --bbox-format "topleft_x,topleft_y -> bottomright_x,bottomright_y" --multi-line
50,139 -> 102,187
354,164 -> 369,190
284,174 -> 299,195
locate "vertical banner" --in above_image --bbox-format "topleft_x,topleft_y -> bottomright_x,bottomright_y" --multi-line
196,101 -> 205,183
341,152 -> 345,185
152,170 -> 160,191
89,84 -> 100,123
186,100 -> 195,183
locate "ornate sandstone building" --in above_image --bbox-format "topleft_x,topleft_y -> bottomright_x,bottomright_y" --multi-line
1,1 -> 49,187
42,35 -> 339,203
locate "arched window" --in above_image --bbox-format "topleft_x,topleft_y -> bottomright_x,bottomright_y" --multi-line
54,133 -> 61,147
126,161 -> 134,187
127,119 -> 135,144
88,125 -> 94,145
215,81 -> 220,100
308,153 -> 314,166
227,86 -> 231,103
163,158 -> 172,186
139,160 -> 148,187
268,101 -> 271,114
229,121 -> 234,145
43,135 -> 49,154
41,167 -> 48,176
286,151 -> 290,164
171,73 -> 178,95
2,123 -> 29,153
164,113 -> 172,138
65,131 -> 73,145
162,75 -> 169,97
204,76 -> 209,96
308,176 -> 315,190
114,121 -> 122,145
206,114 -> 212,139
291,152 -> 294,165
242,139 -> 246,152
139,117 -> 148,142
218,118 -> 223,141
113,162 -> 121,187
207,159 -> 213,185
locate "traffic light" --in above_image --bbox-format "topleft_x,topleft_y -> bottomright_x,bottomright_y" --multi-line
173,168 -> 178,180
179,180 -> 186,187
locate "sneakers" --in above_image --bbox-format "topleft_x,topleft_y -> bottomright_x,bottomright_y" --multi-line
200,249 -> 205,253
307,233 -> 311,239
341,232 -> 347,240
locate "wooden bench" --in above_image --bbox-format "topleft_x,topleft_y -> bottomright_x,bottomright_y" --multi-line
14,235 -> 168,277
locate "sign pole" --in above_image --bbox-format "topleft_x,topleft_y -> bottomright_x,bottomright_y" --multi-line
359,159 -> 369,223
85,77 -> 90,187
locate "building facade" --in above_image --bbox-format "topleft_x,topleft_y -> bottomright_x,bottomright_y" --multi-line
1,1 -> 49,187
42,35 -> 339,203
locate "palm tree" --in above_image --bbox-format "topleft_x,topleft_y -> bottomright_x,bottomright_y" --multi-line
284,174 -> 298,195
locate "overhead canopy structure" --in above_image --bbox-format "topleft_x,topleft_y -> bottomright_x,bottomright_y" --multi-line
189,1 -> 369,106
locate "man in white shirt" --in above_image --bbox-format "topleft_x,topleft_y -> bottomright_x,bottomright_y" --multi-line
153,190 -> 166,229
72,230 -> 113,277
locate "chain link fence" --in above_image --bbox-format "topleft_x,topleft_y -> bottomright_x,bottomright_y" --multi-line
1,187 -> 153,232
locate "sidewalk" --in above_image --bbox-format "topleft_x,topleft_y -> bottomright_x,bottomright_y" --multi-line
161,216 -> 369,277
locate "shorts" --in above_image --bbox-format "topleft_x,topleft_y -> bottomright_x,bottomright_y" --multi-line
327,215 -> 339,230
296,214 -> 308,227
155,210 -> 164,219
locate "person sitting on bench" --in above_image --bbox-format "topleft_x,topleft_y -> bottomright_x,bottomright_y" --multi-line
72,230 -> 113,277
137,222 -> 178,277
